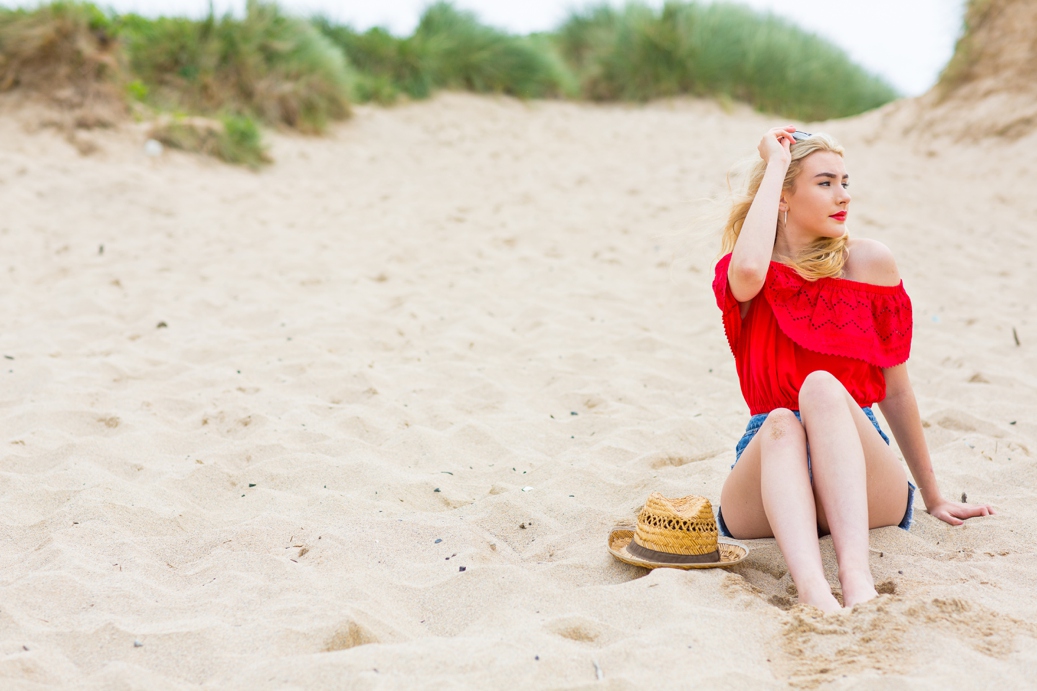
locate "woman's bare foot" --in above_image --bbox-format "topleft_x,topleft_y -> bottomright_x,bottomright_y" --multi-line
840,570 -> 879,608
797,579 -> 842,613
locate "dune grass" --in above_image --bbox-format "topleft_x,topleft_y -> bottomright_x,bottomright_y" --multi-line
312,20 -> 431,104
0,0 -> 902,165
0,1 -> 351,165
409,2 -> 572,99
937,0 -> 994,95
554,2 -> 898,121
119,0 -> 353,134
0,2 -> 125,123
315,3 -> 573,104
313,1 -> 895,118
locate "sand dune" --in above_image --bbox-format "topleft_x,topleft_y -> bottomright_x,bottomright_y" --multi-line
1,89 -> 1036,688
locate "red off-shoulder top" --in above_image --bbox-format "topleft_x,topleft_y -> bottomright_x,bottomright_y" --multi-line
713,253 -> 912,415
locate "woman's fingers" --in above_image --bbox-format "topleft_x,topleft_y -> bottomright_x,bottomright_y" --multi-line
762,128 -> 792,150
933,501 -> 996,525
758,126 -> 796,164
956,502 -> 994,518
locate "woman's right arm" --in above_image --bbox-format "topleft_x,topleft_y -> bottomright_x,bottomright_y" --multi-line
728,126 -> 796,302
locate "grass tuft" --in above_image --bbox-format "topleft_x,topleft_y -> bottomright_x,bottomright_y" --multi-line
150,113 -> 270,168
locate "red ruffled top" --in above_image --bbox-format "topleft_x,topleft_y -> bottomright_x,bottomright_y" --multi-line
713,253 -> 912,415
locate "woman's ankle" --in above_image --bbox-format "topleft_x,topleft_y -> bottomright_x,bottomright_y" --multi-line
839,569 -> 878,608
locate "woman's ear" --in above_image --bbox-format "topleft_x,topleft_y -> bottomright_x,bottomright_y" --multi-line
777,197 -> 788,212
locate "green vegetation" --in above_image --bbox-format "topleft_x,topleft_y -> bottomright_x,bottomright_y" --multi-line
151,114 -> 270,168
319,1 -> 895,119
554,2 -> 897,120
937,0 -> 993,95
119,1 -> 353,133
0,1 -> 123,117
405,2 -> 571,98
0,0 -> 902,165
0,2 -> 116,87
311,20 -> 432,104
314,3 -> 572,103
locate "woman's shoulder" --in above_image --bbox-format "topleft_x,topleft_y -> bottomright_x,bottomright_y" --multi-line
841,238 -> 900,287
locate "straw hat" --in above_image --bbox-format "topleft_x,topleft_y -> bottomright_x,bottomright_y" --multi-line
608,493 -> 748,570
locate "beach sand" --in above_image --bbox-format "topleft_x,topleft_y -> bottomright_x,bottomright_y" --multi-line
1,90 -> 1036,688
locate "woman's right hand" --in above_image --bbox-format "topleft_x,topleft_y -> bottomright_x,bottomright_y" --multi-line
758,125 -> 796,167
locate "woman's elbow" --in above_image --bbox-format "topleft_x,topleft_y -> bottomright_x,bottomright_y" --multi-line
728,261 -> 766,299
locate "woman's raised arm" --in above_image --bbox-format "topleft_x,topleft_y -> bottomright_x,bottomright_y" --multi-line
728,126 -> 796,303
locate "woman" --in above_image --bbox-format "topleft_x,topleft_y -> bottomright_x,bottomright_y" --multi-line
713,126 -> 995,612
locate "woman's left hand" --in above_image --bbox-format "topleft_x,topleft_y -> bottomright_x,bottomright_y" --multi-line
927,498 -> 997,526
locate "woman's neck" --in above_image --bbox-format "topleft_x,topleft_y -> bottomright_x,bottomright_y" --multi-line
773,228 -> 813,261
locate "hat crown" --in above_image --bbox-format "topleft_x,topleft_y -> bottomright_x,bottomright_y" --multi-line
634,493 -> 718,556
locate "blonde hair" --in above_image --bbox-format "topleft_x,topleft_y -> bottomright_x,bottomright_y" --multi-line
721,133 -> 848,280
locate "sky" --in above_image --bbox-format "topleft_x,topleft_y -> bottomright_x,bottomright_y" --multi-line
3,0 -> 967,96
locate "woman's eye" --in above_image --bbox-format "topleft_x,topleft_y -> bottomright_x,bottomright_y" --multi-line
842,183 -> 850,189
819,181 -> 830,186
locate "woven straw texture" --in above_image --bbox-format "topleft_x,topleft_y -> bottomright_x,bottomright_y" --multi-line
633,493 -> 718,556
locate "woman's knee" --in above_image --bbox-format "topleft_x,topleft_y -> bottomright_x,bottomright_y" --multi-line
757,409 -> 808,481
760,408 -> 805,447
798,370 -> 847,410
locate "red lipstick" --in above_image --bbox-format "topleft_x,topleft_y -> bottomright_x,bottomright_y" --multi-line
830,211 -> 847,221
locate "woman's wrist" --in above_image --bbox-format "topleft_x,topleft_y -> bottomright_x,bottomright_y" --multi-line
920,487 -> 945,509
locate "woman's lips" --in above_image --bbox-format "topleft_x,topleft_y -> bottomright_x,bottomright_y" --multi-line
830,211 -> 847,221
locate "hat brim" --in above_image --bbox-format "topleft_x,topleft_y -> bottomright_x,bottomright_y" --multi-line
608,528 -> 748,570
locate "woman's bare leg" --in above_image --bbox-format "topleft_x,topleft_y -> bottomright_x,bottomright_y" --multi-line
720,408 -> 840,612
798,371 -> 908,608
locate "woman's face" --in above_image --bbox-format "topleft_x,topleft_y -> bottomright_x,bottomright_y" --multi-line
783,151 -> 850,239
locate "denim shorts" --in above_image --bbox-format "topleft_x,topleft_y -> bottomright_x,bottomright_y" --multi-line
717,406 -> 916,538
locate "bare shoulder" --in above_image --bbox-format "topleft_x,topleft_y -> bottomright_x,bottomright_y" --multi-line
844,238 -> 901,287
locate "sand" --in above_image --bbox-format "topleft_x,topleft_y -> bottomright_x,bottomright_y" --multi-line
1,91 -> 1036,688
